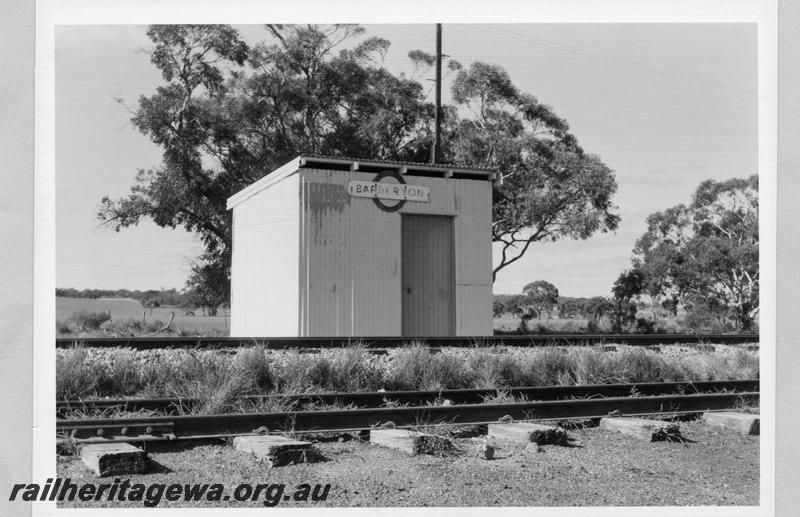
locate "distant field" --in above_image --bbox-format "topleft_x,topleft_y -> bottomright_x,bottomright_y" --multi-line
56,299 -> 682,337
56,297 -> 230,335
493,314 -> 591,332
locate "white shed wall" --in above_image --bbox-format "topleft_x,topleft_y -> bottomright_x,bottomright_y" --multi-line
229,175 -> 299,336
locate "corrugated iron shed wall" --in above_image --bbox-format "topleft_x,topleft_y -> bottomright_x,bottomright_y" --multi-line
297,168 -> 492,336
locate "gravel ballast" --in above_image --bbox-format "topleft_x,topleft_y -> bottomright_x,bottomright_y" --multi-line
56,419 -> 759,508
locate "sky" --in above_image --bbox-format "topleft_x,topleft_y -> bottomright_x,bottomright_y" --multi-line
55,23 -> 758,297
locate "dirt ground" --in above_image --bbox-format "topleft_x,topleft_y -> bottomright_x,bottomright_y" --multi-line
57,418 -> 759,508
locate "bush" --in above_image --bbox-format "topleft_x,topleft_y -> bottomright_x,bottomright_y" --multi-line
94,351 -> 142,396
635,317 -> 656,334
56,320 -> 72,334
468,348 -> 524,387
56,347 -> 97,399
386,344 -> 434,390
328,345 -> 384,392
732,349 -> 759,378
683,309 -> 737,333
386,345 -> 475,390
100,318 -> 165,336
659,319 -> 683,334
533,323 -> 550,334
556,320 -> 587,333
429,351 -> 475,389
570,347 -> 616,384
233,345 -> 273,392
70,311 -> 112,331
276,354 -> 333,393
610,349 -> 682,383
161,351 -> 254,414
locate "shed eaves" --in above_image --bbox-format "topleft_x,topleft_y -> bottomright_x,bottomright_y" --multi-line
227,155 -> 496,210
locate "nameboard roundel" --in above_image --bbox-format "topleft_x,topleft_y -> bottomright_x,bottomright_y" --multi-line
347,171 -> 431,213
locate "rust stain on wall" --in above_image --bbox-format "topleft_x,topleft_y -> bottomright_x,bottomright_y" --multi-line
304,181 -> 347,243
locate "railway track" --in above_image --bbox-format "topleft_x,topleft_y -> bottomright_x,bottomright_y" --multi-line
56,333 -> 759,350
58,386 -> 758,445
57,380 -> 759,418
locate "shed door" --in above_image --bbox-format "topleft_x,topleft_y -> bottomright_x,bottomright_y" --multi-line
401,214 -> 455,336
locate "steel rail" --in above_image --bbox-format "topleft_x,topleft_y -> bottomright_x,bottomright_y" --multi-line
58,391 -> 758,444
56,333 -> 759,350
57,380 -> 759,417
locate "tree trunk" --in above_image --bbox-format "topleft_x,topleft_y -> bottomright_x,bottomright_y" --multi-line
738,305 -> 754,332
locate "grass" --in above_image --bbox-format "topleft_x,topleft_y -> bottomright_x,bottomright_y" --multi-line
56,347 -> 97,399
56,344 -> 760,411
493,315 -> 593,333
407,419 -> 462,456
56,297 -> 229,337
56,311 -> 112,334
480,389 -> 529,405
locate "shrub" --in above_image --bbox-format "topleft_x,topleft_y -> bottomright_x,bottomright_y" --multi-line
56,320 -> 72,335
659,319 -> 683,334
386,345 -> 476,390
94,351 -> 142,396
70,311 -> 112,331
532,323 -> 550,334
732,349 -> 759,378
570,347 -> 616,384
328,345 -> 384,392
56,347 -> 97,399
468,348 -> 524,387
276,354 -> 333,393
523,349 -> 575,385
429,351 -> 475,389
232,345 -> 273,391
635,318 -> 656,334
557,320 -> 587,333
682,310 -> 736,333
386,344 -> 435,390
610,348 -> 683,383
161,351 -> 253,414
100,318 -> 165,336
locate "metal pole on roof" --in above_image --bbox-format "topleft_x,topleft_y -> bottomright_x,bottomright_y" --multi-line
431,23 -> 442,165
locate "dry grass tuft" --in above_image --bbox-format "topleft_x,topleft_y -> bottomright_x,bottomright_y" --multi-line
480,389 -> 528,405
56,347 -> 97,399
408,419 -> 461,456
56,343 -> 760,413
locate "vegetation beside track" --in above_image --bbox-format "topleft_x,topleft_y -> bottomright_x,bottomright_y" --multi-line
57,344 -> 758,414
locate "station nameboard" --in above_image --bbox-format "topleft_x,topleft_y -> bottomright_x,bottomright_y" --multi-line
347,180 -> 430,202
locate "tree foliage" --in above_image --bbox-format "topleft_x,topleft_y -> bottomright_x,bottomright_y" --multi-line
492,300 -> 507,318
100,25 -> 619,299
184,253 -> 230,315
632,176 -> 759,331
522,280 -> 559,320
609,269 -> 644,332
447,62 -> 620,280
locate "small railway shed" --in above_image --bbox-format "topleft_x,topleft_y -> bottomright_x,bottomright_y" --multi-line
226,155 -> 495,337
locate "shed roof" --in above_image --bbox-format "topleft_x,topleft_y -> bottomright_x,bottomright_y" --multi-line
226,155 -> 496,210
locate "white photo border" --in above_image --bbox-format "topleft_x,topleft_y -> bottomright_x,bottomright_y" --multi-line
35,1 -> 777,515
